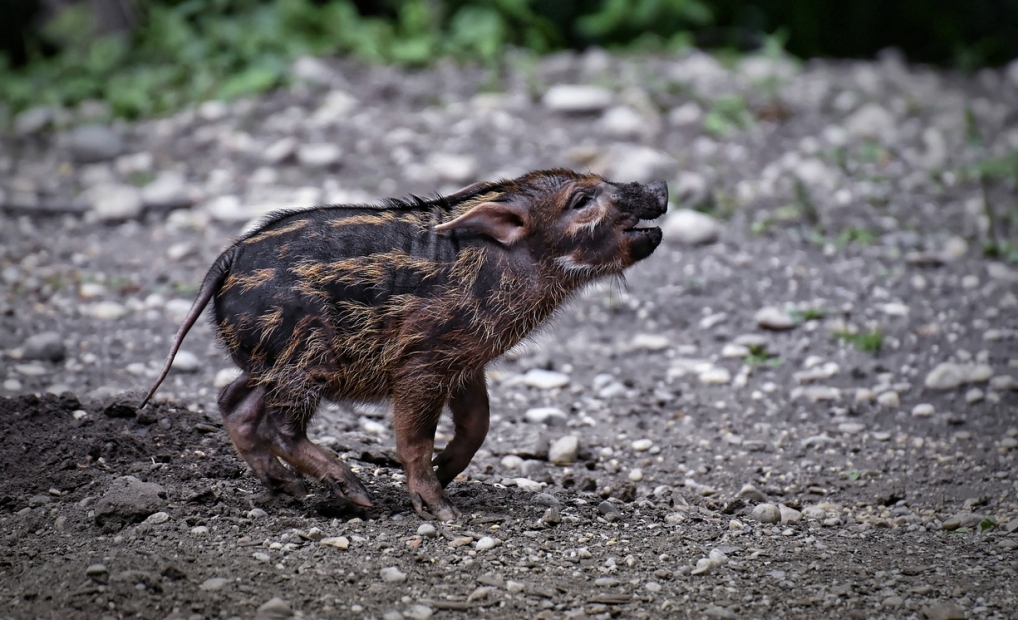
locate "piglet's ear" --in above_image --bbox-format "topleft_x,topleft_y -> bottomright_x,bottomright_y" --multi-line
435,202 -> 528,246
442,181 -> 491,204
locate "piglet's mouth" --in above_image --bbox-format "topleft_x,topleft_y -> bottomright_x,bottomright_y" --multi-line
625,218 -> 661,231
624,220 -> 664,262
623,214 -> 664,236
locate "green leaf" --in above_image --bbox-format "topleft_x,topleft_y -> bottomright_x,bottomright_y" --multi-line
448,6 -> 506,62
397,0 -> 436,38
978,518 -> 997,532
964,107 -> 982,146
834,330 -> 884,354
836,227 -> 877,247
216,62 -> 282,100
390,37 -> 435,66
85,37 -> 127,75
703,95 -> 753,137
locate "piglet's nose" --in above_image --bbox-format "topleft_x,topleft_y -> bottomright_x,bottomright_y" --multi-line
646,180 -> 668,205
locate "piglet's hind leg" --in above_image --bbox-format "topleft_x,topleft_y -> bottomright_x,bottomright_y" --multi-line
266,408 -> 373,507
219,374 -> 308,497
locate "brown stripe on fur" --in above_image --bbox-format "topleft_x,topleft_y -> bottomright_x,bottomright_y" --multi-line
242,219 -> 309,244
329,212 -> 399,227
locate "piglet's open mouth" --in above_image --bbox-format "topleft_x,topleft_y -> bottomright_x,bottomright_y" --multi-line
625,218 -> 663,234
624,217 -> 664,262
623,209 -> 666,239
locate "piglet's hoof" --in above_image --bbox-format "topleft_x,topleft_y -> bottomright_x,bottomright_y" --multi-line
325,475 -> 373,508
262,473 -> 309,498
410,491 -> 461,521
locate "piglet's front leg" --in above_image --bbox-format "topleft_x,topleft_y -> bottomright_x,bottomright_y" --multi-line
392,378 -> 461,521
433,368 -> 490,487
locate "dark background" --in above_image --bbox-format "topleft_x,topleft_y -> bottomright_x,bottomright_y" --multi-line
5,0 -> 1018,68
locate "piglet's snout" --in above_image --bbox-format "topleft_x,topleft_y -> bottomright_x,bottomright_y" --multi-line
646,180 -> 668,207
637,180 -> 668,221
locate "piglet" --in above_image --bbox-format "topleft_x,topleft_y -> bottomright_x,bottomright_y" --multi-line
142,169 -> 667,519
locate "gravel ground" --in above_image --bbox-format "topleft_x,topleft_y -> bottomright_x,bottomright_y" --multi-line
2,49 -> 1017,620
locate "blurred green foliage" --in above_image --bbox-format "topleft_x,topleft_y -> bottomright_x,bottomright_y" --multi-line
2,0 -> 1017,120
3,0 -> 606,117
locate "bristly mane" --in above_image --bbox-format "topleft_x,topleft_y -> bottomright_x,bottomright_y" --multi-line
235,168 -> 594,243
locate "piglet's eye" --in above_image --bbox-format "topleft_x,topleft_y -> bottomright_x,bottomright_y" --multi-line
571,193 -> 593,210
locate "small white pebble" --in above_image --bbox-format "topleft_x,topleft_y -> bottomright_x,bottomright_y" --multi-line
320,536 -> 350,550
417,523 -> 437,538
876,391 -> 900,408
475,536 -> 498,551
500,455 -> 523,469
631,439 -> 653,452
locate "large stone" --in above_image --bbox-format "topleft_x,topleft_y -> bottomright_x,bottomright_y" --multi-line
427,153 -> 477,184
603,144 -> 678,184
214,367 -> 242,388
522,368 -> 570,389
297,143 -> 342,169
94,476 -> 166,526
69,125 -> 125,163
941,236 -> 968,262
542,85 -> 613,113
662,209 -> 720,246
779,504 -> 802,524
751,503 -> 781,524
403,604 -> 434,620
738,54 -> 799,81
668,52 -> 729,91
987,262 -> 1018,282
203,195 -> 252,223
198,100 -> 229,122
755,306 -> 796,331
941,512 -> 984,531
920,127 -> 948,169
699,366 -> 731,384
524,407 -> 566,424
668,102 -> 703,126
171,350 -> 201,373
379,566 -> 406,583
14,107 -> 54,135
263,137 -> 298,164
924,363 -> 993,390
921,603 -> 966,620
548,435 -> 579,465
256,597 -> 294,620
795,158 -> 838,190
21,332 -> 66,362
310,90 -> 358,126
84,184 -> 144,222
671,171 -> 711,209
845,103 -> 896,140
600,106 -> 646,139
141,172 -> 194,211
200,577 -> 229,591
291,56 -> 343,86
631,333 -> 670,351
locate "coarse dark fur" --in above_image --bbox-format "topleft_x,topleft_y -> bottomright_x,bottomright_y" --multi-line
142,169 -> 668,519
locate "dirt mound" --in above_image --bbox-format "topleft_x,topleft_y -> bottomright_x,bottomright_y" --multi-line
0,394 -> 244,514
